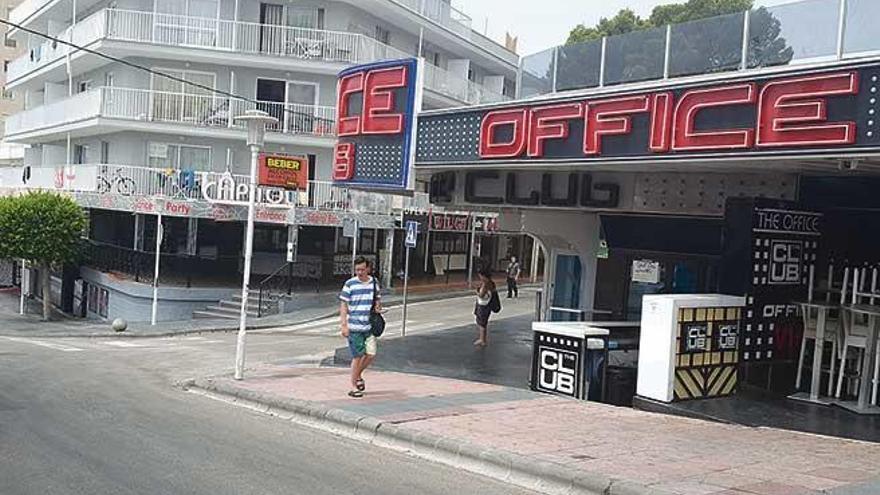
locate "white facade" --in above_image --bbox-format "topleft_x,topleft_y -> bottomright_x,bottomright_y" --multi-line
5,0 -> 518,175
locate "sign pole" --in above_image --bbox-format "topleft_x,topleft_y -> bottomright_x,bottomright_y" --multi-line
402,246 -> 411,337
467,214 -> 477,287
402,220 -> 418,337
351,219 -> 359,276
150,213 -> 163,326
19,260 -> 26,315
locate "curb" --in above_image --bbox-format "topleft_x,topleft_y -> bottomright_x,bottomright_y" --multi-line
0,287 -> 490,339
184,377 -> 671,495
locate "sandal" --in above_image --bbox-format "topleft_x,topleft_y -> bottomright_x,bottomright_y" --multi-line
356,379 -> 365,391
347,389 -> 364,398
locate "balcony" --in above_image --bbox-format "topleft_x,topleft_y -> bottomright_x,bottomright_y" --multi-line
0,163 -> 431,216
5,86 -> 337,143
8,8 -> 508,106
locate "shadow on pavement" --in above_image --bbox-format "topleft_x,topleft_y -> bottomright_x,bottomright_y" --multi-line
332,314 -> 535,390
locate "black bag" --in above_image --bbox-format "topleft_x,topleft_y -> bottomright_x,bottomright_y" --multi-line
488,290 -> 502,314
369,279 -> 386,337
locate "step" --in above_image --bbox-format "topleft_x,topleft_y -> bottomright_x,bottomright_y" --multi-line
230,294 -> 281,303
192,310 -> 239,320
205,305 -> 259,318
218,300 -> 274,311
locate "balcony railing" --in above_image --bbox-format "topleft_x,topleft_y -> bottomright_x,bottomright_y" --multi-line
521,0 -> 880,98
6,86 -> 337,139
7,8 -> 508,105
1,164 -> 431,216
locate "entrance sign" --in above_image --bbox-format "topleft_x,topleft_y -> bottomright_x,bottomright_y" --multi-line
632,260 -> 661,284
258,154 -> 308,190
416,63 -> 880,166
720,198 -> 822,363
333,58 -> 423,192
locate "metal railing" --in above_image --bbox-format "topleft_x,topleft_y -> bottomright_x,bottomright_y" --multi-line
8,7 -> 508,105
2,163 -> 431,216
520,0 -> 880,98
6,86 -> 337,139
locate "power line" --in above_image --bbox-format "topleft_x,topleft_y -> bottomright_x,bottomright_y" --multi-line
0,16 -> 313,113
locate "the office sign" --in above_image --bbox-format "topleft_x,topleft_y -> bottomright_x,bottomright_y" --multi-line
720,198 -> 822,363
333,58 -> 423,192
416,62 -> 880,166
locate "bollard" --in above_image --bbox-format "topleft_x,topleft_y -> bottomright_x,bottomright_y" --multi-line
112,318 -> 128,332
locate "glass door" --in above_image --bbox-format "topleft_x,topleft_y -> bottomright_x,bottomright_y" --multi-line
550,253 -> 582,321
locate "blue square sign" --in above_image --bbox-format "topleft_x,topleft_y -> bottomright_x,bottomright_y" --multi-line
405,220 -> 419,249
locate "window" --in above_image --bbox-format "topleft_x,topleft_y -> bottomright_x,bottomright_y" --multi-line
100,141 -> 109,164
73,145 -> 87,165
375,26 -> 390,45
154,0 -> 219,46
151,69 -> 216,123
148,143 -> 212,172
2,90 -> 14,100
77,80 -> 92,93
287,6 -> 318,29
2,61 -> 7,73
4,34 -> 15,48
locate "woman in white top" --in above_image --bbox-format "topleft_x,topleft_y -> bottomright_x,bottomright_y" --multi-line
473,269 -> 496,347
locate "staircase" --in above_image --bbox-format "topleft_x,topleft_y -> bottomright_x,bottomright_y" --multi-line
193,291 -> 281,320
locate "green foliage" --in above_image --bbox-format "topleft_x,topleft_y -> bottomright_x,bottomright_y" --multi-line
566,0 -> 755,44
0,192 -> 86,267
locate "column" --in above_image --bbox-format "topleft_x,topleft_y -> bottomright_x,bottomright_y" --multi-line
382,228 -> 395,288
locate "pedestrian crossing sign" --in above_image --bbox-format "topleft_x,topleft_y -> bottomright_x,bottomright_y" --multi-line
405,221 -> 419,248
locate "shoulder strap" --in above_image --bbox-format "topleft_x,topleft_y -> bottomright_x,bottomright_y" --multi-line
371,278 -> 378,312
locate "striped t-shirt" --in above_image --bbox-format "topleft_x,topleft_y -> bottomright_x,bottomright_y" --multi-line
339,276 -> 380,333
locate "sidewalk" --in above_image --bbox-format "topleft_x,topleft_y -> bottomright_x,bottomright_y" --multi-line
191,366 -> 880,495
0,286 -> 488,338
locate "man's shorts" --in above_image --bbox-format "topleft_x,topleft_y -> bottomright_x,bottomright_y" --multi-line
348,332 -> 377,358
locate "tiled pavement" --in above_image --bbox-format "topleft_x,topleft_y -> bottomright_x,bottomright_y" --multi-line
212,365 -> 880,495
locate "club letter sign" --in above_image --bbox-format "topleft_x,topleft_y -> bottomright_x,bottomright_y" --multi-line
333,58 -> 423,192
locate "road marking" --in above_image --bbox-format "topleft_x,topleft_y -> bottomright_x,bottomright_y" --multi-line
1,336 -> 85,352
103,341 -> 146,348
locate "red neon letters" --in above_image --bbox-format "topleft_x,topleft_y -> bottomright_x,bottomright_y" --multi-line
478,71 -> 861,159
584,96 -> 650,155
672,83 -> 756,151
757,72 -> 858,147
333,143 -> 355,181
336,65 -> 408,136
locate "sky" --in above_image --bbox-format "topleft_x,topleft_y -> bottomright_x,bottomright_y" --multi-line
462,0 -> 804,55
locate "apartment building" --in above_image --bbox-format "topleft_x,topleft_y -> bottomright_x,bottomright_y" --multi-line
1,0 -> 24,164
1,0 -> 519,322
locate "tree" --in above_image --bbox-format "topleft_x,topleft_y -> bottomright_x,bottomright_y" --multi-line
559,0 -> 792,84
566,0 -> 754,44
0,192 -> 86,320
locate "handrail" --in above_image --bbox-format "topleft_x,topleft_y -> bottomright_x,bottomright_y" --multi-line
257,262 -> 292,318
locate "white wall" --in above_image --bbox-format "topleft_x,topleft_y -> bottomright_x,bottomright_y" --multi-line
35,131 -> 334,177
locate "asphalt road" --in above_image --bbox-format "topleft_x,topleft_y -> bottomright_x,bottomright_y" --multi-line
0,292 -> 538,495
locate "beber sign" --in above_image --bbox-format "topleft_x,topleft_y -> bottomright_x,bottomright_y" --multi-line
333,58 -> 422,191
414,63 -> 880,166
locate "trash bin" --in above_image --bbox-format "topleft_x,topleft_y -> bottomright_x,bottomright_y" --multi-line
605,366 -> 638,406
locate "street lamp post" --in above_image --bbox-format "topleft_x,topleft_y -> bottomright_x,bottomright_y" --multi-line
233,109 -> 278,381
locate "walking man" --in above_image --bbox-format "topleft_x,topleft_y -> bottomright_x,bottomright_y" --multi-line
506,256 -> 521,298
339,256 -> 381,398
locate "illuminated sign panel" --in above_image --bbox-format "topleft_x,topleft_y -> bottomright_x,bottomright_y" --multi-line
333,58 -> 422,191
258,154 -> 308,190
416,63 -> 880,166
